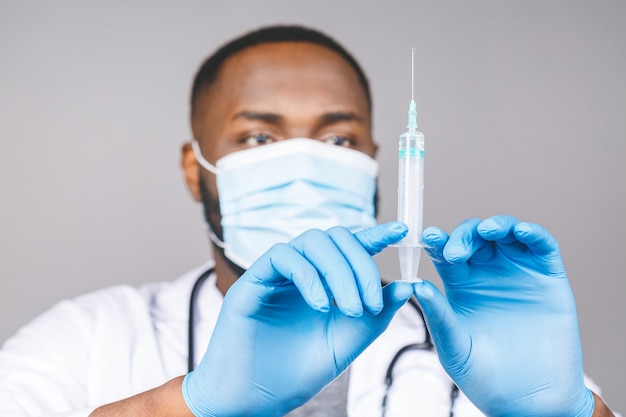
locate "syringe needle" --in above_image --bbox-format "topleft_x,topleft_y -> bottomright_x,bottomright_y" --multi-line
411,47 -> 415,101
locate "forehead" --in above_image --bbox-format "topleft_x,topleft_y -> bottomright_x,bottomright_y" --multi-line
194,42 -> 370,123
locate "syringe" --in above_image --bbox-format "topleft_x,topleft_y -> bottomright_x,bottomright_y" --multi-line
397,48 -> 425,281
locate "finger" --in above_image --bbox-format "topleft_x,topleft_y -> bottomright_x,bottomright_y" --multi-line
477,215 -> 533,262
412,280 -> 471,376
333,281 -> 414,371
327,226 -> 383,314
245,243 -> 330,312
443,218 -> 489,264
422,226 -> 449,265
422,226 -> 473,286
513,222 -> 560,256
514,222 -> 566,277
355,222 -> 408,256
290,229 -> 363,317
476,215 -> 520,244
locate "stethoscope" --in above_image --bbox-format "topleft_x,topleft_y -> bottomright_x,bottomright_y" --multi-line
187,268 -> 459,417
381,295 -> 459,417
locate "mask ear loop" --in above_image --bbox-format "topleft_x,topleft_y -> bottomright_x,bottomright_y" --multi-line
205,225 -> 226,249
193,140 -> 247,277
192,140 -> 223,247
191,140 -> 218,174
205,225 -> 247,278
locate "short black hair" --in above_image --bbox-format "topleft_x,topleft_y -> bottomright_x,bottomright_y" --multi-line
190,25 -> 372,117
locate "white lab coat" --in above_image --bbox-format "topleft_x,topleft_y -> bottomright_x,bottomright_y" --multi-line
0,263 -> 605,417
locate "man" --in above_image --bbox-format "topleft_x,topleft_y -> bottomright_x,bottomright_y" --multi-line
0,25 -> 616,417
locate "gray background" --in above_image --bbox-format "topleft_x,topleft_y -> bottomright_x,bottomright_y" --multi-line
1,0 -> 624,412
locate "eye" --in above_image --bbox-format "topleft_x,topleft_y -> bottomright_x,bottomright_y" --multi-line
244,133 -> 275,146
323,135 -> 352,147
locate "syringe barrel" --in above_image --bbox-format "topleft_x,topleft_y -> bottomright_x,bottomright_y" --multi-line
397,129 -> 424,247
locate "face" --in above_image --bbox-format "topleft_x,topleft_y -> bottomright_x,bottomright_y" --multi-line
183,41 -> 376,238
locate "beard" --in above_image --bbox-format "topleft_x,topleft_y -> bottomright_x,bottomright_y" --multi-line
198,175 -> 222,240
198,175 -> 247,277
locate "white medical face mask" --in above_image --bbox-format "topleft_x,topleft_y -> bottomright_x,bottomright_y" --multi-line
191,138 -> 378,269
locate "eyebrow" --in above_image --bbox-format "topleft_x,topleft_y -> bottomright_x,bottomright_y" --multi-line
232,111 -> 283,123
319,112 -> 363,124
232,110 -> 363,125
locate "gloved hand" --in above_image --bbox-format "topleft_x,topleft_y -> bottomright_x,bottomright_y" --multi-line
413,215 -> 595,417
183,222 -> 414,417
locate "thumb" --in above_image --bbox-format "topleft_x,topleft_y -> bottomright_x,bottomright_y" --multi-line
412,281 -> 470,374
378,281 -> 415,322
334,281 -> 414,372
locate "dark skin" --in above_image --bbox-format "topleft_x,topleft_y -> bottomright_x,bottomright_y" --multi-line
181,41 -> 377,296
91,41 -> 613,416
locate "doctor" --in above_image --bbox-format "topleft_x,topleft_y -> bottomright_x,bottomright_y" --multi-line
0,25 -> 616,417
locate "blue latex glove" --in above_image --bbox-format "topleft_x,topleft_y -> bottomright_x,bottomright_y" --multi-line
183,222 -> 414,417
413,215 -> 595,417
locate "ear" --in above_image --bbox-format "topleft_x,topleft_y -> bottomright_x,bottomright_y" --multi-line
372,141 -> 379,158
181,142 -> 202,202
